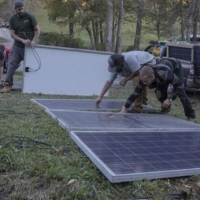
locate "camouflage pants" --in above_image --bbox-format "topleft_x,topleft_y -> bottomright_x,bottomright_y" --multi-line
132,75 -> 148,111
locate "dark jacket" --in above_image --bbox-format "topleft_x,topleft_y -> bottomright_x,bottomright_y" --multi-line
124,58 -> 183,109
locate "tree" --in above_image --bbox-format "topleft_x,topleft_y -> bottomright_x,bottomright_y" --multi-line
179,0 -> 185,40
144,0 -> 181,39
192,0 -> 200,41
185,0 -> 196,41
133,0 -> 144,50
105,0 -> 114,51
0,0 -> 15,21
115,0 -> 123,53
41,0 -> 76,35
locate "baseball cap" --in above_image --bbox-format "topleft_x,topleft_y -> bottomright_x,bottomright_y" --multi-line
108,54 -> 122,73
15,1 -> 24,9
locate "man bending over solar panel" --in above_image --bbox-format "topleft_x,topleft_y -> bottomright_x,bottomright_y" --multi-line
96,51 -> 156,113
120,57 -> 196,122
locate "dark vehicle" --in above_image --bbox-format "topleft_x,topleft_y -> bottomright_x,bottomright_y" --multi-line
1,21 -> 9,28
166,43 -> 200,92
1,22 -> 6,28
5,22 -> 9,28
144,42 -> 200,92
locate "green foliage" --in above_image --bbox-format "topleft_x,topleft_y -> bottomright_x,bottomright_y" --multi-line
126,45 -> 134,51
95,43 -> 106,51
39,32 -> 84,48
143,0 -> 190,39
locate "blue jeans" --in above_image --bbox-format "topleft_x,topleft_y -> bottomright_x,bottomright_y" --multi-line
156,61 -> 195,119
175,61 -> 195,119
5,46 -> 24,86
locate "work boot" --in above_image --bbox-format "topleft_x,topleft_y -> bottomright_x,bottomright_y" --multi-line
187,118 -> 195,123
0,82 -> 11,93
160,105 -> 171,114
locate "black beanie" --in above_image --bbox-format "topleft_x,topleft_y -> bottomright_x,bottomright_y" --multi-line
15,1 -> 24,9
108,54 -> 123,72
110,54 -> 123,66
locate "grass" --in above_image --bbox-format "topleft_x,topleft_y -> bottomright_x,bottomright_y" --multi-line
1,76 -> 200,199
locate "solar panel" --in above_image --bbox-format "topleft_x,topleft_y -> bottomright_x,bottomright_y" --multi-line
31,99 -> 159,112
46,110 -> 200,131
168,46 -> 192,62
194,46 -> 200,77
70,131 -> 200,183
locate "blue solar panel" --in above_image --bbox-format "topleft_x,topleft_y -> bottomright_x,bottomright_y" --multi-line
70,131 -> 200,182
31,99 -> 158,112
168,46 -> 192,61
194,46 -> 200,77
31,99 -> 125,111
46,110 -> 200,131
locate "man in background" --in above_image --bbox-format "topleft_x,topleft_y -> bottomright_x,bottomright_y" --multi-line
96,51 -> 156,112
1,1 -> 40,93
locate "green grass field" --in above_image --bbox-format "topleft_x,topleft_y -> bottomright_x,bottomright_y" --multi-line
1,83 -> 200,199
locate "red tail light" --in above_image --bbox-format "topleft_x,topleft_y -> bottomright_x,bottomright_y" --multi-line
188,68 -> 194,78
189,68 -> 194,75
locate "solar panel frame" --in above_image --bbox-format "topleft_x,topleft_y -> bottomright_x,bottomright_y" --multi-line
70,130 -> 200,183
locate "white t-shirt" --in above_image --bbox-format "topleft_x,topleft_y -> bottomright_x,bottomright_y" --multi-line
108,51 -> 155,82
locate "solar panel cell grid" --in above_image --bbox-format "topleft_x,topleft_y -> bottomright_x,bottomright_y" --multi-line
169,46 -> 192,61
31,98 -> 200,182
48,111 -> 200,131
71,131 -> 200,182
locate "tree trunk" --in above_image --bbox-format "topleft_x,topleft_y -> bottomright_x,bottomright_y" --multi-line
180,0 -> 185,41
133,0 -> 144,50
92,20 -> 100,45
186,0 -> 196,42
100,21 -> 104,43
105,0 -> 114,52
192,0 -> 199,41
71,0 -> 96,49
69,13 -> 74,35
115,0 -> 123,53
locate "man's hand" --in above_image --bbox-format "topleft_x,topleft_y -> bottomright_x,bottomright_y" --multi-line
95,96 -> 102,106
120,79 -> 127,86
22,39 -> 31,45
22,39 -> 36,48
30,41 -> 36,48
161,99 -> 171,109
120,106 -> 127,113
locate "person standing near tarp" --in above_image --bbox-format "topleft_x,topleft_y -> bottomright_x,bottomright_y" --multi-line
0,44 -> 5,85
95,51 -> 156,113
120,57 -> 196,122
1,1 -> 40,93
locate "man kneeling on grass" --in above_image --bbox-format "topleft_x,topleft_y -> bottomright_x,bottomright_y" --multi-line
120,57 -> 196,122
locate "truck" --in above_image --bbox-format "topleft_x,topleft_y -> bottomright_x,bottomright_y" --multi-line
145,42 -> 200,92
166,43 -> 200,92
